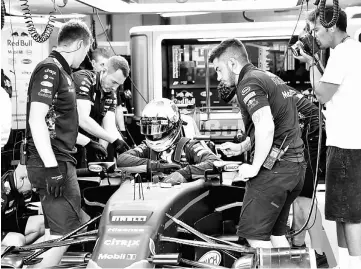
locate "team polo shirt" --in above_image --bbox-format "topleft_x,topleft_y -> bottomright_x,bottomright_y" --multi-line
26,51 -> 78,163
73,70 -> 117,136
236,63 -> 304,158
320,38 -> 361,149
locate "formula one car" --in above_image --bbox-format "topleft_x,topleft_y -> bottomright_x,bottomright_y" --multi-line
1,161 -> 316,269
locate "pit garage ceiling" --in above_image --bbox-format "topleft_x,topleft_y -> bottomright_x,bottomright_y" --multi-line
3,0 -> 361,16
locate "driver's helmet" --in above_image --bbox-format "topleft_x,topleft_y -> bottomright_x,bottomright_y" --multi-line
140,98 -> 182,152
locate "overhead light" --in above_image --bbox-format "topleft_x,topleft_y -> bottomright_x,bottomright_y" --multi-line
52,13 -> 87,19
160,12 -> 210,17
76,0 -> 299,14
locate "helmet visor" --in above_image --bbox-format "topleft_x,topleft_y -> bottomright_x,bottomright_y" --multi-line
140,117 -> 170,136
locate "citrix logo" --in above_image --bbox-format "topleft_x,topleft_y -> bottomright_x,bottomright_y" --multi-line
104,239 -> 140,247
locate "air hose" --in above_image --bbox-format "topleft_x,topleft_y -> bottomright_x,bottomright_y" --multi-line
314,0 -> 339,28
20,0 -> 55,43
1,0 -> 5,29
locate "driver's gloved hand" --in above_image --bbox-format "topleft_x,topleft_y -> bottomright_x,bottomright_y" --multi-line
44,166 -> 64,198
112,139 -> 130,155
163,172 -> 187,185
85,140 -> 108,159
148,160 -> 181,173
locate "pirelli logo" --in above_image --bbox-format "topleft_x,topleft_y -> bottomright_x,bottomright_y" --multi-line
109,210 -> 152,225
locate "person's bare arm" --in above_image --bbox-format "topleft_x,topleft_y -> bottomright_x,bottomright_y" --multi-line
251,106 -> 275,169
77,99 -> 117,143
102,111 -> 123,149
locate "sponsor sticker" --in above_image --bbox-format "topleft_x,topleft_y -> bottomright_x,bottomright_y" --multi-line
40,88 -> 52,95
198,250 -> 222,265
45,69 -> 56,75
111,216 -> 147,222
98,253 -> 136,260
80,86 -> 89,92
241,86 -> 251,95
40,81 -> 53,87
282,90 -> 293,99
104,239 -> 140,247
247,98 -> 259,110
21,59 -> 32,64
243,91 -> 256,104
200,91 -> 213,97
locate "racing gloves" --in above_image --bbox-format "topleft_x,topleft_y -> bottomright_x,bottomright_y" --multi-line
148,160 -> 181,174
44,166 -> 64,198
85,140 -> 108,159
163,172 -> 187,185
112,138 -> 130,155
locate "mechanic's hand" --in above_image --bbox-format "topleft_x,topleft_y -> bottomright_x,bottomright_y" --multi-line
112,138 -> 130,155
163,172 -> 187,185
44,166 -> 64,197
219,137 -> 250,157
85,140 -> 108,159
293,41 -> 314,64
150,161 -> 182,173
233,164 -> 260,182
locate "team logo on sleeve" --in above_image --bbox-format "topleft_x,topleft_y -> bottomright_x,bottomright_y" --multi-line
241,86 -> 251,95
247,98 -> 259,109
40,81 -> 53,87
45,69 -> 56,75
80,86 -> 89,92
243,91 -> 256,104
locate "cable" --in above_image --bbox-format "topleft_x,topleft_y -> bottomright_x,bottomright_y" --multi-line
1,0 -> 5,29
95,9 -> 116,55
93,8 -> 148,104
20,0 -> 56,43
7,1 -> 22,164
281,0 -> 305,74
316,0 -> 339,29
288,28 -> 325,237
91,12 -> 97,50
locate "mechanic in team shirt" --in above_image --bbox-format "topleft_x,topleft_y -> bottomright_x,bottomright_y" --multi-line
210,38 -> 306,249
25,19 -> 97,267
73,55 -> 130,167
117,98 -> 220,184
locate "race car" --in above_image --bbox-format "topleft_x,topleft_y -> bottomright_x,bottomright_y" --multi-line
1,161 -> 315,269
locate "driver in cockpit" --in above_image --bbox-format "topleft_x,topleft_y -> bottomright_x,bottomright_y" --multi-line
116,98 -> 220,185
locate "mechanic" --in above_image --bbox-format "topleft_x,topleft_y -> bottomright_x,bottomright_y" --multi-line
295,7 -> 361,269
25,19 -> 93,267
117,98 -> 220,185
210,38 -> 306,249
73,55 -> 130,166
217,81 -> 329,266
1,164 -> 45,247
289,88 -> 328,267
90,48 -> 110,72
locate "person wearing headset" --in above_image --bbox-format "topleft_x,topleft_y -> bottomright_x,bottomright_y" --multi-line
1,164 -> 45,247
25,19 -> 93,267
73,55 -> 130,167
117,98 -> 220,184
294,7 -> 361,269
